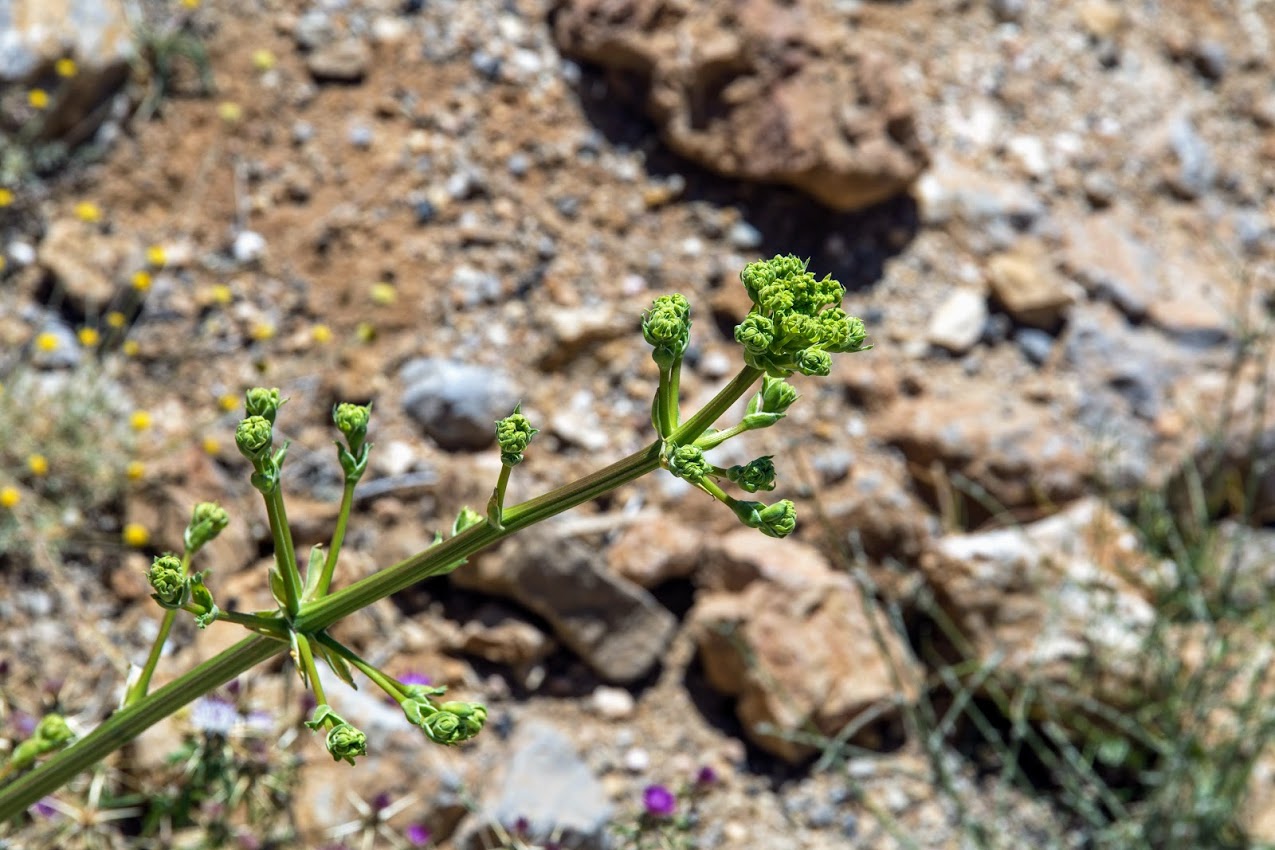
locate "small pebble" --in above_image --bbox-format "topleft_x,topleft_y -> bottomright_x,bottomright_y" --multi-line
232,230 -> 267,264
507,152 -> 531,178
1016,328 -> 1054,365
728,220 -> 763,249
471,50 -> 501,81
623,747 -> 650,773
414,200 -> 437,225
348,124 -> 374,149
291,121 -> 315,145
590,686 -> 636,720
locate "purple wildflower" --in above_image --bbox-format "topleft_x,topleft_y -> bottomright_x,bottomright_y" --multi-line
399,672 -> 433,687
372,791 -> 392,812
695,765 -> 718,787
30,798 -> 58,819
191,696 -> 239,736
405,823 -> 432,846
512,815 -> 530,837
643,784 -> 677,817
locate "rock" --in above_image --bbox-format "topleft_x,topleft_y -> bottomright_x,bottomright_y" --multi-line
458,603 -> 555,669
553,0 -> 927,211
306,39 -> 370,83
922,497 -> 1162,706
815,455 -> 935,567
985,243 -> 1076,329
1014,328 -> 1054,365
607,515 -> 704,588
927,289 -> 987,354
1164,114 -> 1215,199
457,721 -> 613,850
879,382 -> 1092,519
37,217 -> 125,313
400,357 -> 518,452
589,685 -> 636,720
538,305 -> 630,369
1062,213 -> 1160,320
232,230 -> 266,264
452,525 -> 677,683
691,547 -> 920,763
914,157 -> 1044,230
0,0 -> 132,146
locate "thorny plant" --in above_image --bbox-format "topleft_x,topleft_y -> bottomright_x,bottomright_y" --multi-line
0,255 -> 870,825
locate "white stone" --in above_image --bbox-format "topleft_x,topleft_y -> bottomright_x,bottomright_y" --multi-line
232,230 -> 267,264
927,289 -> 987,353
590,686 -> 636,720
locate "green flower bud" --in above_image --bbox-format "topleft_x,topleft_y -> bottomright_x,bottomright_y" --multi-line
420,701 -> 487,745
325,722 -> 368,765
759,376 -> 799,415
666,443 -> 711,484
452,506 -> 484,536
33,714 -> 74,747
795,348 -> 832,377
402,698 -> 438,728
333,402 -> 372,452
732,498 -> 797,538
642,293 -> 692,366
734,314 -> 774,354
496,405 -> 538,466
727,456 -> 777,493
147,554 -> 189,608
188,572 -> 219,629
184,501 -> 230,552
235,415 -> 273,460
245,387 -> 284,423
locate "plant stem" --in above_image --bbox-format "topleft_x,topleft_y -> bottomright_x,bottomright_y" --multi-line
0,636 -> 284,820
310,480 -> 355,600
263,487 -> 302,619
487,465 -> 512,527
293,634 -> 327,706
124,550 -> 192,706
314,632 -> 406,704
0,365 -> 764,821
293,366 -> 762,634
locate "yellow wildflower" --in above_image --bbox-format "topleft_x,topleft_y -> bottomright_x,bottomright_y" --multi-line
130,410 -> 152,432
356,322 -> 376,343
35,331 -> 59,352
122,339 -> 140,356
251,321 -> 275,341
311,323 -> 333,344
122,523 -> 150,547
209,284 -> 232,305
252,49 -> 276,71
55,58 -> 78,78
181,0 -> 201,8
74,201 -> 101,223
27,455 -> 48,477
0,486 -> 19,509
28,89 -> 49,109
131,270 -> 152,291
125,461 -> 145,481
218,393 -> 239,412
145,244 -> 166,268
106,311 -> 126,329
370,282 -> 397,306
217,101 -> 243,124
78,327 -> 100,347
202,436 -> 221,455
0,188 -> 13,207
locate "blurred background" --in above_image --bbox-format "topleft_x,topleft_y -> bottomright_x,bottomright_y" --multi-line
1,0 -> 1274,848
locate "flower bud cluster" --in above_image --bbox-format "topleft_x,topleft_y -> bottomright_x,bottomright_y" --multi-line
495,406 -> 538,467
734,255 -> 868,377
642,293 -> 691,368
332,402 -> 373,482
402,694 -> 487,746
184,501 -> 229,553
8,714 -> 75,771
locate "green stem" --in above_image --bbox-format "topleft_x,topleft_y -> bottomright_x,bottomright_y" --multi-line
314,633 -> 407,704
124,550 -> 193,706
694,422 -> 749,451
263,488 -> 302,619
293,634 -> 327,707
311,480 -> 355,600
0,365 -> 765,821
293,366 -> 762,634
196,608 -> 288,637
668,359 -> 683,429
655,362 -> 676,437
0,636 -> 284,820
487,465 -> 512,527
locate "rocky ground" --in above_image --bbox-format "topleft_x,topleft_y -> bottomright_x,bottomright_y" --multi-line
2,0 -> 1275,848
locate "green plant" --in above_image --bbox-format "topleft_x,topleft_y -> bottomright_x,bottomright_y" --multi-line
0,255 -> 870,824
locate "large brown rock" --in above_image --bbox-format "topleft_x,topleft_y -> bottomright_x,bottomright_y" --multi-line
692,530 -> 920,763
921,497 -> 1163,706
452,523 -> 677,683
553,0 -> 927,211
